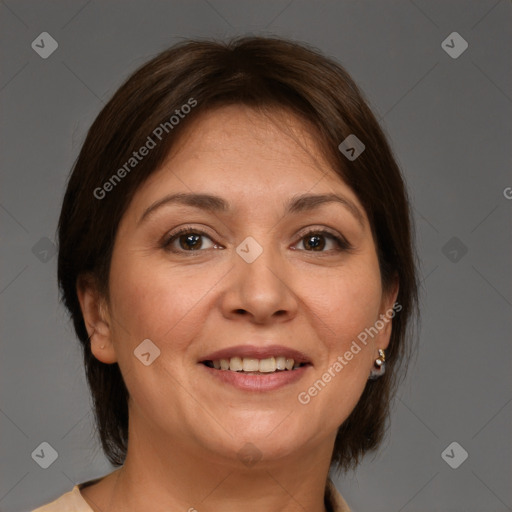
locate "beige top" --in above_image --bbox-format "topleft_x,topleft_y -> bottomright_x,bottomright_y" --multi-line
32,478 -> 351,511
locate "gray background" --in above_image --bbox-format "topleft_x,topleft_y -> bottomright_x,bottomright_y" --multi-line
1,1 -> 511,511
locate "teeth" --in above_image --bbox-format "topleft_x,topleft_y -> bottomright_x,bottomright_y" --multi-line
275,356 -> 286,370
242,358 -> 259,372
259,357 -> 276,373
211,356 -> 303,372
230,357 -> 243,371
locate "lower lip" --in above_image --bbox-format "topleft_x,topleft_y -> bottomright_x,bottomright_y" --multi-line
199,363 -> 311,391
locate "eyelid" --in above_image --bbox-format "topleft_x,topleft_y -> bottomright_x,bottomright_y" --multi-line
161,225 -> 223,251
292,226 -> 353,251
160,224 -> 353,253
164,223 -> 217,238
296,225 -> 343,239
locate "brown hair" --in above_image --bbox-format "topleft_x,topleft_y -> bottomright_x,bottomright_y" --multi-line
57,36 -> 419,472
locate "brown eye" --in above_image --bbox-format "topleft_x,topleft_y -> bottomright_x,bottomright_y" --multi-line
293,229 -> 352,253
303,233 -> 326,251
178,233 -> 203,250
163,229 -> 218,253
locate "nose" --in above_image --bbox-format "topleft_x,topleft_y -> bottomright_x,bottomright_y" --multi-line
220,245 -> 299,325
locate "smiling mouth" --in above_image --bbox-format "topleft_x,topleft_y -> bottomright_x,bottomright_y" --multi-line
201,356 -> 309,374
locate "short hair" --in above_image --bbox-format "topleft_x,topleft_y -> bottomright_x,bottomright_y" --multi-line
57,36 -> 419,472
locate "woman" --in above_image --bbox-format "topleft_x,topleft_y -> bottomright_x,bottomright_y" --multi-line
34,36 -> 418,512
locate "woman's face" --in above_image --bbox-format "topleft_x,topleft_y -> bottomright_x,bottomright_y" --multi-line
89,105 -> 397,465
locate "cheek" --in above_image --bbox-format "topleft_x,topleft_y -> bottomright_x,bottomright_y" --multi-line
302,261 -> 383,346
333,278 -> 382,344
296,258 -> 382,408
107,251 -> 223,350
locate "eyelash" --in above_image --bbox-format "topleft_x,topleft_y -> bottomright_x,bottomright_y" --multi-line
161,226 -> 353,254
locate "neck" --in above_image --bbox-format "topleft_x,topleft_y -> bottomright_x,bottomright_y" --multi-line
99,417 -> 335,512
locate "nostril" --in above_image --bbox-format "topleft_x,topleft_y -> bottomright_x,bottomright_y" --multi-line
234,309 -> 247,315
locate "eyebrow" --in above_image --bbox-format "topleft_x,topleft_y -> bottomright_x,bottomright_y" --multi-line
138,192 -> 365,228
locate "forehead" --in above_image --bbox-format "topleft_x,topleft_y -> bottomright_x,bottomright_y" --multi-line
171,105 -> 321,157
148,105 -> 350,193
124,104 -> 368,227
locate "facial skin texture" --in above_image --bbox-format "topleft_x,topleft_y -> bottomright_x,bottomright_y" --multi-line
78,105 -> 398,512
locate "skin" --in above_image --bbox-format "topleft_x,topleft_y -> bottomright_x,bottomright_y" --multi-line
77,105 -> 398,512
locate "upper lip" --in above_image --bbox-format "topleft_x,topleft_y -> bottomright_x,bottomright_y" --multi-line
200,344 -> 311,364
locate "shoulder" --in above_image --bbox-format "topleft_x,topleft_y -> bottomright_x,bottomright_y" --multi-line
326,478 -> 353,512
31,485 -> 93,512
32,478 -> 350,512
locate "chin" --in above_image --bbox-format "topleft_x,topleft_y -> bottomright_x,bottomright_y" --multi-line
203,412 -> 314,462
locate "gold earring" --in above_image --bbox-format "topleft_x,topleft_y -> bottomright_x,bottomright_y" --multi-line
368,349 -> 386,380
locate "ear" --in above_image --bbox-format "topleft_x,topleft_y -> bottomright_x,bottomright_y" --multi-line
76,274 -> 118,364
376,274 -> 400,351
